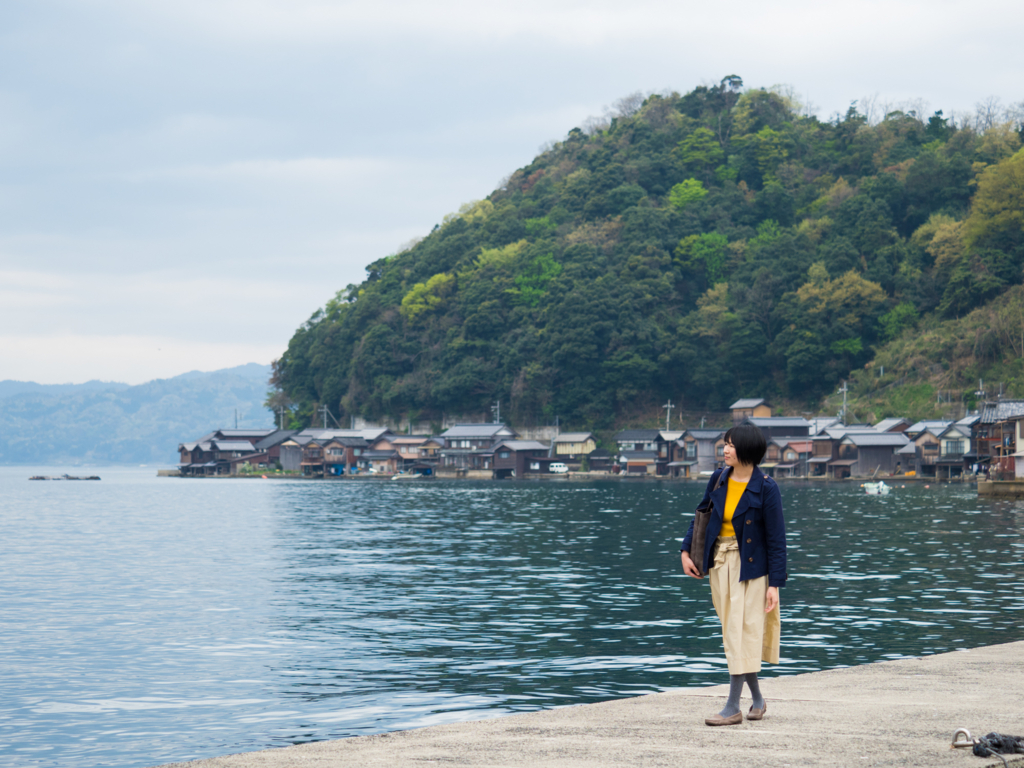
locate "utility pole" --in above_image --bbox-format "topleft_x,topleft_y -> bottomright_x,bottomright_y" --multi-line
662,400 -> 675,431
277,406 -> 288,431
837,381 -> 848,425
491,400 -> 501,424
318,405 -> 340,429
234,409 -> 238,429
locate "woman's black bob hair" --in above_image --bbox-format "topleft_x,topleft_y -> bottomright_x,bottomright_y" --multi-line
724,424 -> 767,466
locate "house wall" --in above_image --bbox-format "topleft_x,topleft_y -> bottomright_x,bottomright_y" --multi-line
555,439 -> 596,456
855,446 -> 898,476
280,444 -> 301,471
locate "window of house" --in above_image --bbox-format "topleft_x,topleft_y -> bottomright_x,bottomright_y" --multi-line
717,445 -> 725,457
945,439 -> 964,455
686,442 -> 696,459
499,451 -> 510,459
785,450 -> 796,461
353,448 -> 362,455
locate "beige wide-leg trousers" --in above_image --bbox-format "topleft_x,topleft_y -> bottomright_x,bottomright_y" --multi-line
709,536 -> 781,675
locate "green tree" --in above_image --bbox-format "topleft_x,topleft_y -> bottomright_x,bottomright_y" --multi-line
677,128 -> 724,181
668,178 -> 708,209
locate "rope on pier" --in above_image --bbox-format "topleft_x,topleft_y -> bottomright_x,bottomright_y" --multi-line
951,728 -> 1024,767
973,732 -> 1024,768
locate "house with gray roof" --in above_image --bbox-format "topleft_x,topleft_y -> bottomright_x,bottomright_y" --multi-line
438,423 -> 517,472
493,440 -> 555,478
614,429 -> 678,474
744,416 -> 812,439
730,398 -> 771,424
874,418 -> 910,433
678,428 -> 725,475
833,432 -> 910,477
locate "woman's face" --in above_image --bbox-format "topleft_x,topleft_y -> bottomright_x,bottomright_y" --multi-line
723,439 -> 738,467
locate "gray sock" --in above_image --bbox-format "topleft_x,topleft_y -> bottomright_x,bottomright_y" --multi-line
744,672 -> 765,710
719,675 -> 744,717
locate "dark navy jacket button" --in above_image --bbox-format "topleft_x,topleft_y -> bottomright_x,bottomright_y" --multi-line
746,519 -> 752,525
748,557 -> 754,562
746,538 -> 752,543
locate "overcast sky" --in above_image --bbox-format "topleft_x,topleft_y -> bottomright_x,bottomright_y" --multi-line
2,0 -> 1022,384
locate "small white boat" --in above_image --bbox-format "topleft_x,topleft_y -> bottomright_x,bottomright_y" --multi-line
390,472 -> 425,481
864,481 -> 890,496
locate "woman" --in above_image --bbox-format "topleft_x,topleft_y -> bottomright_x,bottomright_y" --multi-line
680,424 -> 787,726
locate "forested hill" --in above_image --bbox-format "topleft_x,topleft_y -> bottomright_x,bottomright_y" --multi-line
274,77 -> 1024,428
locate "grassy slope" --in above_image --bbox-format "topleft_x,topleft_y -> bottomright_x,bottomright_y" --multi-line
827,284 -> 1024,422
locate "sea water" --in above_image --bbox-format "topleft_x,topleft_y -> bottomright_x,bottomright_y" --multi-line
1,467 -> 1022,767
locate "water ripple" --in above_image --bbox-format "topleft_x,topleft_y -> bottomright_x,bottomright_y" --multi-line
1,469 -> 1023,767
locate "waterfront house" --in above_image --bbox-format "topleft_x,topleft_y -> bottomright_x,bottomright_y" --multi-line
178,435 -> 267,476
764,438 -> 812,477
809,426 -> 881,477
614,429 -> 660,452
908,423 -> 950,477
834,432 -> 910,477
323,437 -> 368,475
587,448 -> 614,471
438,423 -> 517,472
492,440 -> 554,478
361,448 -> 400,474
390,436 -> 444,469
679,428 -> 725,476
730,398 -> 771,424
935,422 -> 972,479
976,402 -> 1024,478
620,450 -> 658,474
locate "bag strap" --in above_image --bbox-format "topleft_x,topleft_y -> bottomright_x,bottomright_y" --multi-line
712,466 -> 730,494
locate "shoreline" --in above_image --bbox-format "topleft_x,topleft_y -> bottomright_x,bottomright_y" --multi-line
156,470 -> 978,484
160,640 -> 1024,767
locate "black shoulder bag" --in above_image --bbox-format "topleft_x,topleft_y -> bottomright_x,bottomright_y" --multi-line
689,467 -> 730,578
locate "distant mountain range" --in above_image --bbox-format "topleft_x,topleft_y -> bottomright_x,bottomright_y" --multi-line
0,363 -> 273,466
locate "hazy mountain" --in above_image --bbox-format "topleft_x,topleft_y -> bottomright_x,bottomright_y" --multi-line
0,363 -> 273,466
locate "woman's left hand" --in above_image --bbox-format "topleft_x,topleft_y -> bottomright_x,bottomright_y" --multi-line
765,586 -> 779,613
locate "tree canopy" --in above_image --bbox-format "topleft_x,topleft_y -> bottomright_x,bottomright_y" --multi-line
272,79 -> 1024,428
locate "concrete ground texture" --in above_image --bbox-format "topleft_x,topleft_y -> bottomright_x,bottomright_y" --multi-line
161,641 -> 1024,768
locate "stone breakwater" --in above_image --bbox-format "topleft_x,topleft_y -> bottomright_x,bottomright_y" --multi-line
160,640 -> 1024,768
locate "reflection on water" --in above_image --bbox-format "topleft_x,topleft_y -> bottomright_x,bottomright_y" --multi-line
1,469 -> 1022,767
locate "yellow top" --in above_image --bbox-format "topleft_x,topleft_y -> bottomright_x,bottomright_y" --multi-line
720,477 -> 748,538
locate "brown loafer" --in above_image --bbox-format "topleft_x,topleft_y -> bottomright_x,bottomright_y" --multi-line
746,701 -> 767,721
704,712 -> 743,726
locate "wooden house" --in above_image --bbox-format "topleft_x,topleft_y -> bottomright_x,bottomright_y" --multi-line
679,429 -> 725,475
439,423 -> 517,471
322,437 -> 368,475
730,398 -> 771,425
390,436 -> 444,468
835,432 -> 910,477
492,440 -> 554,479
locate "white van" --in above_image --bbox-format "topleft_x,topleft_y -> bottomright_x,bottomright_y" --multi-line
550,462 -> 569,474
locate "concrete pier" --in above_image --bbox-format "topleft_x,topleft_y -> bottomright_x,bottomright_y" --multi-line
161,641 -> 1024,768
978,480 -> 1024,499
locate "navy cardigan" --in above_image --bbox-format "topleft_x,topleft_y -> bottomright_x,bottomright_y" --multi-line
680,465 -> 788,588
